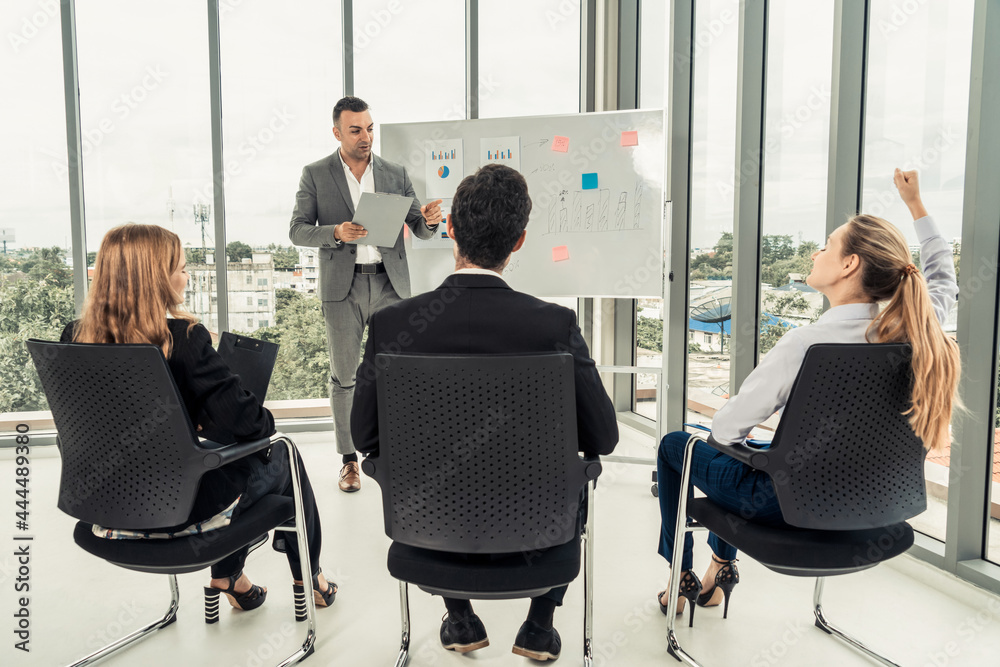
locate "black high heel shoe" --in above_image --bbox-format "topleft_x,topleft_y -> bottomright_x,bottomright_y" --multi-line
657,571 -> 703,628
697,556 -> 740,618
203,572 -> 267,623
292,568 -> 337,622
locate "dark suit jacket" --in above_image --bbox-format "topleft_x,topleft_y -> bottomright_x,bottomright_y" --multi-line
61,319 -> 274,525
350,273 -> 619,458
288,149 -> 436,301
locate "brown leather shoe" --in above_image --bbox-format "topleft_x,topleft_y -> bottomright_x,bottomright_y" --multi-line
338,461 -> 361,492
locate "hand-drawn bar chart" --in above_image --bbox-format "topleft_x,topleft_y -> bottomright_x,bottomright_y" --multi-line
547,181 -> 643,235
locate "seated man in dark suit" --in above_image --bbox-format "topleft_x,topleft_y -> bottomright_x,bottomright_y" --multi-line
351,164 -> 618,661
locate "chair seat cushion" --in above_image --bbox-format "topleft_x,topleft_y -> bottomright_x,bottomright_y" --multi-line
74,494 -> 294,575
687,498 -> 913,576
388,535 -> 581,597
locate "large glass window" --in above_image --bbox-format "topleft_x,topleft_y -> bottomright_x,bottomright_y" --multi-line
633,0 -> 671,421
75,1 -> 214,326
634,0 -> 739,423
756,0 -> 833,388
1,1 -> 74,416
478,0 -> 581,119
219,1 -> 343,401
862,0 -> 974,542
680,0 -> 740,427
354,0 -> 465,142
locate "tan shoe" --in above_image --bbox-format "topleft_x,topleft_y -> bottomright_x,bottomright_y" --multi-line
338,461 -> 361,492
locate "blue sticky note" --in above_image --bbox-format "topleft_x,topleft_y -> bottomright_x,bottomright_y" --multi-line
582,173 -> 598,190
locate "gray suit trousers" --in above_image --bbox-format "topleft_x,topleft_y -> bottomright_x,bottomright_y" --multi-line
322,272 -> 400,455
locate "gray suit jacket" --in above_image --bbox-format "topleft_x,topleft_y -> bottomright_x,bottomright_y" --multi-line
289,150 -> 435,302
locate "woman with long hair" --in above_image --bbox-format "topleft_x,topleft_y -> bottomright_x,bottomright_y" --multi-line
63,223 -> 336,617
655,169 -> 960,623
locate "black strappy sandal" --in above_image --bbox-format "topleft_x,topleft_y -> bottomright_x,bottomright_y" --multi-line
203,572 -> 267,623
658,570 -> 704,627
292,568 -> 337,621
697,555 -> 740,618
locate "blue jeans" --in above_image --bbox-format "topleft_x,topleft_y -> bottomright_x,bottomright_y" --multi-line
657,431 -> 786,571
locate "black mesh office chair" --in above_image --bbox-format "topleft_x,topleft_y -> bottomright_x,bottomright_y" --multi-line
664,343 -> 926,667
362,353 -> 603,666
27,339 -> 319,667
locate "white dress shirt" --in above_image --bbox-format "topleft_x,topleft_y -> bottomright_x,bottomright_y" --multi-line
338,150 -> 380,264
451,267 -> 506,279
710,215 -> 958,445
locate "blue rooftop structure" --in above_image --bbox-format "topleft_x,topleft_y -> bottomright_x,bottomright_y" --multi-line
688,313 -> 795,335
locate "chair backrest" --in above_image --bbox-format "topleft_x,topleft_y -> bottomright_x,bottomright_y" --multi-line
370,352 -> 595,554
764,343 -> 927,530
28,339 -> 208,529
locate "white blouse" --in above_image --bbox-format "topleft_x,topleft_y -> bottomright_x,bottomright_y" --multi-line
710,216 -> 958,445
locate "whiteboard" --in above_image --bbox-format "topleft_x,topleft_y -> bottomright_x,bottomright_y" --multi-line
381,109 -> 666,298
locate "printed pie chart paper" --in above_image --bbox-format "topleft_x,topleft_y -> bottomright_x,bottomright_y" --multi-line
425,139 -> 464,200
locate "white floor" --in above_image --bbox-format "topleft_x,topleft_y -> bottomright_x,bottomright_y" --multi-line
2,426 -> 1000,667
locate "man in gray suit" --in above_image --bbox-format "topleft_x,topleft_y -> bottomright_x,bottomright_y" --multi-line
289,96 -> 442,492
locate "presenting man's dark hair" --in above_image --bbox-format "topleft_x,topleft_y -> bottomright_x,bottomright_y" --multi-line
332,96 -> 370,126
450,164 -> 532,270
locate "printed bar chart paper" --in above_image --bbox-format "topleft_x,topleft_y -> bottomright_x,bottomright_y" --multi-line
425,139 -> 464,200
480,136 -> 521,171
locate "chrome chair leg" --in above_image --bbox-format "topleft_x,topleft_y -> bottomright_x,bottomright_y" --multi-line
583,480 -> 596,667
394,581 -> 411,667
813,578 -> 901,667
275,434 -> 317,666
66,574 -> 180,667
665,434 -> 705,667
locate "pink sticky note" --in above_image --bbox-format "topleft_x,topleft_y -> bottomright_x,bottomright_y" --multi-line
621,130 -> 639,147
552,136 -> 570,153
552,245 -> 570,262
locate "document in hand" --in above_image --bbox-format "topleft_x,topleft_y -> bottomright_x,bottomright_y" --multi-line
350,192 -> 415,247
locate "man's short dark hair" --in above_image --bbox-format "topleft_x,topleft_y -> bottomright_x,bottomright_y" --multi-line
450,164 -> 532,270
333,96 -> 370,126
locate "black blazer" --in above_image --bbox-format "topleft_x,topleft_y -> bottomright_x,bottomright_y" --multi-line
350,273 -> 619,457
61,319 -> 274,525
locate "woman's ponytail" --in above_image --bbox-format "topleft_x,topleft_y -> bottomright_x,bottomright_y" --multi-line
843,215 -> 961,453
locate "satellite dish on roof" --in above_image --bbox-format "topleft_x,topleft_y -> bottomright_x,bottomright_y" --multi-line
690,296 -> 731,353
690,296 -> 731,324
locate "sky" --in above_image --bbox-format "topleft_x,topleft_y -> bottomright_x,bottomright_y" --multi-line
0,0 -> 975,258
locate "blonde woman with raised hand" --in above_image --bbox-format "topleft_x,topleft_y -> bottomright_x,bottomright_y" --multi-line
654,169 -> 960,625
